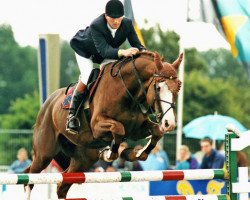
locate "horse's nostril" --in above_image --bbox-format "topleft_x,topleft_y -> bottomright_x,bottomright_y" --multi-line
165,120 -> 169,127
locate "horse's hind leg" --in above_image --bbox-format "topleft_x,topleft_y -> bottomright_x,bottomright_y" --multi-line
53,151 -> 71,171
57,149 -> 99,198
24,152 -> 55,199
25,128 -> 59,199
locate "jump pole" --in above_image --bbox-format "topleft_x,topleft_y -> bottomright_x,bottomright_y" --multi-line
63,194 -> 229,200
0,169 -> 226,185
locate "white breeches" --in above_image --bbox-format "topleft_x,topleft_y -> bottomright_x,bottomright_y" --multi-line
75,53 -> 93,85
75,53 -> 116,85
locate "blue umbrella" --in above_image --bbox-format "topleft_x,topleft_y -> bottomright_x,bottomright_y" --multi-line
183,114 -> 247,140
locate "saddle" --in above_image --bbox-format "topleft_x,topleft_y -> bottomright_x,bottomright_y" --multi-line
62,57 -> 126,110
62,66 -> 107,110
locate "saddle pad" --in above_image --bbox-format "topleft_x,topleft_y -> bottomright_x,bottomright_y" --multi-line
62,88 -> 90,110
62,86 -> 75,109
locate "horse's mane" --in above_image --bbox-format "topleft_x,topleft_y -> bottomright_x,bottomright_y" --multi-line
113,51 -> 164,68
138,51 -> 155,58
137,51 -> 165,62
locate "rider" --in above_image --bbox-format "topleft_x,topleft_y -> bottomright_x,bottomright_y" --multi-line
67,0 -> 146,134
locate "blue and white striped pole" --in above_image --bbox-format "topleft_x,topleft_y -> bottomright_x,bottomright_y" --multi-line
38,34 -> 60,105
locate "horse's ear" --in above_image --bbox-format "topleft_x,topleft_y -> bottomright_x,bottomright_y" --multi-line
172,53 -> 184,70
154,52 -> 163,70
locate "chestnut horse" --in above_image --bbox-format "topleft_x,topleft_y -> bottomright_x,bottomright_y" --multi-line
25,51 -> 183,198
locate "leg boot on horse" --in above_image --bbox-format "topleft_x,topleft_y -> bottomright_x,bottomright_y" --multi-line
66,81 -> 88,134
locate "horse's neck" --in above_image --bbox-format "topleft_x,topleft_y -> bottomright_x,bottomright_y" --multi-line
122,57 -> 155,100
133,56 -> 156,80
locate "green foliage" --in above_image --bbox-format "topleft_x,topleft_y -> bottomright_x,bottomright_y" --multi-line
60,41 -> 79,87
201,48 -> 248,82
0,132 -> 32,165
185,48 -> 208,73
232,84 -> 250,126
141,23 -> 180,63
0,24 -> 38,114
0,24 -> 17,46
0,91 -> 40,129
183,70 -> 250,127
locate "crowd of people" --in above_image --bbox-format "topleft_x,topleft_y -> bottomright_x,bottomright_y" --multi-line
8,136 -> 248,174
91,136 -> 248,172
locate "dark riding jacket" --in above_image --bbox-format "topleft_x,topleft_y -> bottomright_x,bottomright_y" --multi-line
70,14 -> 145,64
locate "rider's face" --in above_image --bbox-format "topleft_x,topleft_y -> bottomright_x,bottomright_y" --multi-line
105,15 -> 123,29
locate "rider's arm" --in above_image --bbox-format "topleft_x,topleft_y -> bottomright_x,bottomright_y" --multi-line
126,19 -> 146,51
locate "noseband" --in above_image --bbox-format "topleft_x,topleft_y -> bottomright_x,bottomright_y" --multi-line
110,56 -> 177,125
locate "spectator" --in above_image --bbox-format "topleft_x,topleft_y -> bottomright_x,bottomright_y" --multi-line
92,159 -> 113,172
218,142 -> 248,167
199,137 -> 224,169
236,151 -> 248,167
105,166 -> 116,172
176,145 -> 199,170
9,148 -> 31,173
139,143 -> 169,170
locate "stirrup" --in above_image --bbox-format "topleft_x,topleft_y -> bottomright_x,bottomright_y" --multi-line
66,116 -> 80,134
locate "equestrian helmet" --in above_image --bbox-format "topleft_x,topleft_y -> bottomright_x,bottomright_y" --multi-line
105,0 -> 124,18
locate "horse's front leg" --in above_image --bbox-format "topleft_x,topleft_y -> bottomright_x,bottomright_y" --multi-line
121,121 -> 163,162
92,116 -> 125,162
137,122 -> 163,160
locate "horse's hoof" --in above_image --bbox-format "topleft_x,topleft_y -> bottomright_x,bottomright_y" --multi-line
109,152 -> 119,161
135,148 -> 148,161
137,152 -> 148,161
99,147 -> 116,162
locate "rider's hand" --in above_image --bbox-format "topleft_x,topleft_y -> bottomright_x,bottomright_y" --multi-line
118,47 -> 139,57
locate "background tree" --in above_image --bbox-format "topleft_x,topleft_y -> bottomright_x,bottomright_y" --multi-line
60,41 -> 79,87
201,48 -> 248,82
0,24 -> 38,114
0,91 -> 40,129
183,70 -> 246,125
141,23 -> 180,63
184,48 -> 208,73
0,91 -> 39,164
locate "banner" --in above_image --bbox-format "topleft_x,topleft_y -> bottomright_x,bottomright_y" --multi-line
123,0 -> 145,46
212,0 -> 250,78
188,0 -> 250,79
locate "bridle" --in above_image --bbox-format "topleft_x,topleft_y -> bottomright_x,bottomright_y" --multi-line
110,56 -> 177,125
149,73 -> 177,124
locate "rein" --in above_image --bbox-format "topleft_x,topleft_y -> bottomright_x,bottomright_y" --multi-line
111,55 -> 176,125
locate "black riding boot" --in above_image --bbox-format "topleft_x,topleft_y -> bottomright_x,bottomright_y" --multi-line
66,87 -> 86,134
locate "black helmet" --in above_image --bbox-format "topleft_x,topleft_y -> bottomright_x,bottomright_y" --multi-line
105,0 -> 124,18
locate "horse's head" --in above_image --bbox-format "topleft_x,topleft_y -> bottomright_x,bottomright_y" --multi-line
153,52 -> 183,132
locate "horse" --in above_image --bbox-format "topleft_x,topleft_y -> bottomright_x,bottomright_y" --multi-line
25,51 -> 183,199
